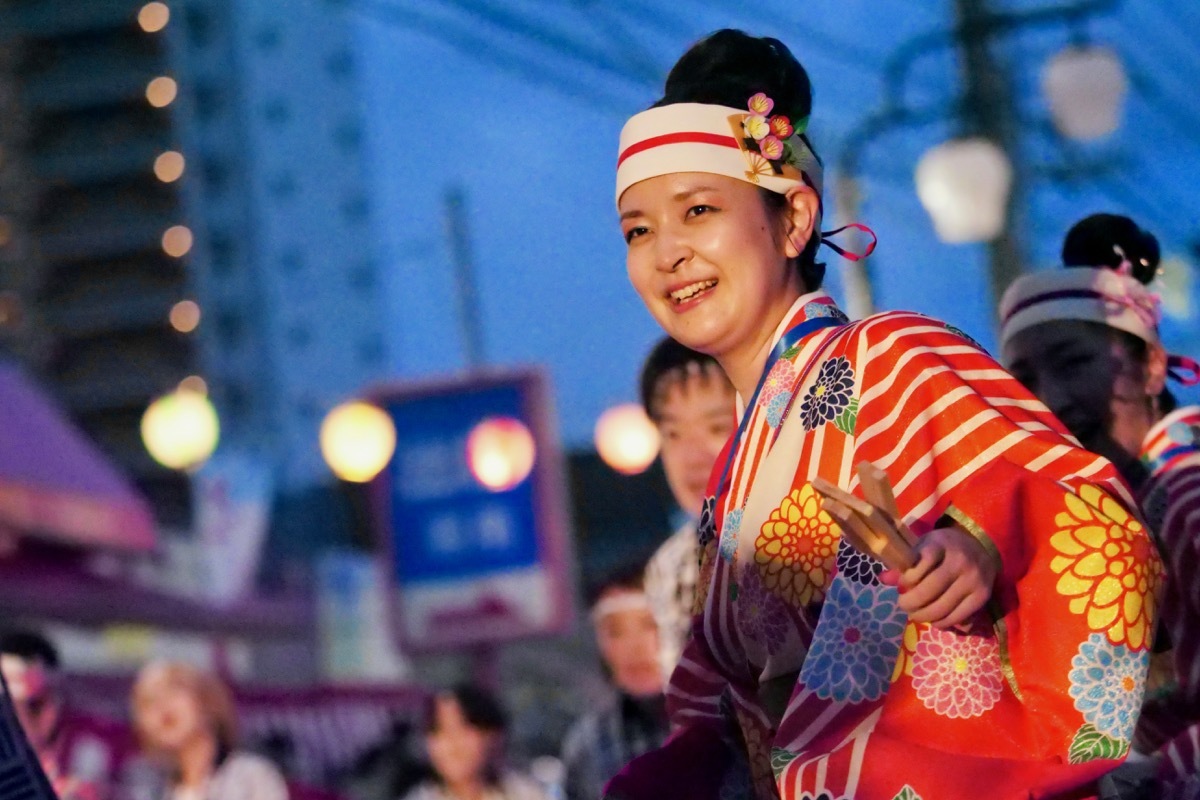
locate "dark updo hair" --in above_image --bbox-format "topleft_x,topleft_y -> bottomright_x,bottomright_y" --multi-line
424,683 -> 508,736
1061,213 -> 1175,413
1062,213 -> 1160,285
654,29 -> 825,290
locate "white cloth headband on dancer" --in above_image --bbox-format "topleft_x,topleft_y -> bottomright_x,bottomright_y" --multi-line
590,591 -> 652,624
616,94 -> 876,262
999,266 -> 1200,385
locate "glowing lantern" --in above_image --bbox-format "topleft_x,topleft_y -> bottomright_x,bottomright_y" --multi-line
467,416 -> 536,492
141,389 -> 220,470
320,401 -> 396,483
138,2 -> 170,32
1042,45 -> 1127,141
915,138 -> 1013,243
145,76 -> 177,108
594,403 -> 659,475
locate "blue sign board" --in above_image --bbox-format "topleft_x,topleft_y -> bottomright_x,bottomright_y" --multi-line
370,369 -> 574,651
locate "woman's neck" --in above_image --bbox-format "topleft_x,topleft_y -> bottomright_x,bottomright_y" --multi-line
719,289 -> 809,403
176,734 -> 218,789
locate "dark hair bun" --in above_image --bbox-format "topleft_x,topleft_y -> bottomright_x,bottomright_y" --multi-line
657,29 -> 814,126
1061,213 -> 1161,285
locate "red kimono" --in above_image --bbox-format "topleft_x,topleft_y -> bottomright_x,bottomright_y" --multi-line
608,294 -> 1162,800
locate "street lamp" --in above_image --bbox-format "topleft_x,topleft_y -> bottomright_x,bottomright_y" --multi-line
320,400 -> 397,483
1042,45 -> 1128,141
915,137 -> 1014,244
594,403 -> 659,476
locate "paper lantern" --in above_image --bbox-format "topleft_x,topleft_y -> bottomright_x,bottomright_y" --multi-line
594,403 -> 659,475
141,389 -> 220,470
467,416 -> 536,492
320,401 -> 396,483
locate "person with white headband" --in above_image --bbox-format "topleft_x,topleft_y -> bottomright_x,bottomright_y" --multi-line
605,29 -> 1161,800
561,565 -> 668,800
1000,213 -> 1200,797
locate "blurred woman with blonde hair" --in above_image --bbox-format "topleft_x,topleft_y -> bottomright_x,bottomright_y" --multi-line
131,661 -> 288,800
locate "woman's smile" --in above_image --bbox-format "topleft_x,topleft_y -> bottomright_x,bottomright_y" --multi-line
666,278 -> 719,309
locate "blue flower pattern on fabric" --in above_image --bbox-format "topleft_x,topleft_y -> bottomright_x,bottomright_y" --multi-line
766,392 -> 792,429
1069,633 -> 1148,742
803,302 -> 849,325
720,507 -> 743,561
799,357 -> 855,432
803,577 -> 904,703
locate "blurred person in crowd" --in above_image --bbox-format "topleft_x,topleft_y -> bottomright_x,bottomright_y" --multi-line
1001,213 -> 1200,797
0,629 -> 121,800
639,337 -> 736,679
561,567 -> 668,800
400,684 -> 546,800
131,660 -> 289,800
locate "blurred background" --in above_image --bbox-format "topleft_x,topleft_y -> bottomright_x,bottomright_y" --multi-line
0,0 -> 1196,797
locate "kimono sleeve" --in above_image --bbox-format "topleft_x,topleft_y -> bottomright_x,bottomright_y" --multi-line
850,313 -> 1163,759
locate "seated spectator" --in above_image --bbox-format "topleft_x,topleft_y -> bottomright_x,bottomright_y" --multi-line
400,684 -> 546,800
561,567 -> 668,800
131,660 -> 289,800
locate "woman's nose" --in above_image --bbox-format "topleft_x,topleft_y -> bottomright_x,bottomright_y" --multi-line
655,231 -> 691,273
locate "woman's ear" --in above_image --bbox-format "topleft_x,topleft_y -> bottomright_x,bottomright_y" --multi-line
782,185 -> 820,259
1146,341 -> 1169,397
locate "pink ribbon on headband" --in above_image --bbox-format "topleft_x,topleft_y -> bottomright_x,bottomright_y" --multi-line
1169,354 -> 1200,386
820,223 -> 877,262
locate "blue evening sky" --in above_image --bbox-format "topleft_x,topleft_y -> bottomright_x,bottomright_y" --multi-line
351,0 -> 1200,447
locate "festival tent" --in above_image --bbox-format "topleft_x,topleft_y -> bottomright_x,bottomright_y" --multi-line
0,362 -> 156,551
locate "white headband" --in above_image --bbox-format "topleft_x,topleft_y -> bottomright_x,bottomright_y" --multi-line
590,591 -> 652,624
615,99 -> 823,208
998,266 -> 1160,361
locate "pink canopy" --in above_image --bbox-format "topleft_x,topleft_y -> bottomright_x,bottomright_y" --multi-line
0,363 -> 156,551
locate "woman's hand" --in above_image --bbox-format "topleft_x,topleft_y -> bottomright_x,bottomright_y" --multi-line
879,524 -> 997,628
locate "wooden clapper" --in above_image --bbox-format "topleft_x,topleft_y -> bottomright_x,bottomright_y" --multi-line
812,462 -> 919,572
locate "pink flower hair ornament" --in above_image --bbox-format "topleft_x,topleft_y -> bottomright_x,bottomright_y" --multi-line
741,93 -> 810,176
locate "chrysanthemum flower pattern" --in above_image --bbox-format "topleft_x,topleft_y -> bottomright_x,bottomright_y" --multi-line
1069,633 -> 1148,742
800,357 -> 855,432
755,484 -> 840,607
1049,485 -> 1163,649
835,541 -> 882,585
803,579 -> 904,703
760,360 -> 796,404
736,565 -> 790,655
720,507 -> 742,562
910,627 -> 1004,719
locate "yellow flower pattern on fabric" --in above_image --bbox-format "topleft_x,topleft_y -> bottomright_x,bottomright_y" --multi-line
755,484 -> 840,607
892,621 -> 922,681
1049,485 -> 1163,650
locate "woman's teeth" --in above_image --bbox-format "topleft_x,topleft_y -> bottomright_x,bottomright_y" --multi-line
670,279 -> 717,304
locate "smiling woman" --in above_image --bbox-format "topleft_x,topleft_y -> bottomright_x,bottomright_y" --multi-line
604,28 -> 1163,800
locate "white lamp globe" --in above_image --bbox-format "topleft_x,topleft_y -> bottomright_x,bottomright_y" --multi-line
319,401 -> 397,483
141,389 -> 220,471
915,138 -> 1013,243
1042,45 -> 1128,141
594,403 -> 660,476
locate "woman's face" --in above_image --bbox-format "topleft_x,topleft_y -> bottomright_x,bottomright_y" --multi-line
1005,320 -> 1157,476
425,696 -> 496,788
133,669 -> 209,757
619,172 -> 809,366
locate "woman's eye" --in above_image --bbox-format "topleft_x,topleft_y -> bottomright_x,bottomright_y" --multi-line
687,204 -> 714,218
624,226 -> 648,244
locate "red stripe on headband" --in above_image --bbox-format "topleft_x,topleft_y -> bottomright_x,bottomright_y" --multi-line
617,131 -> 741,168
